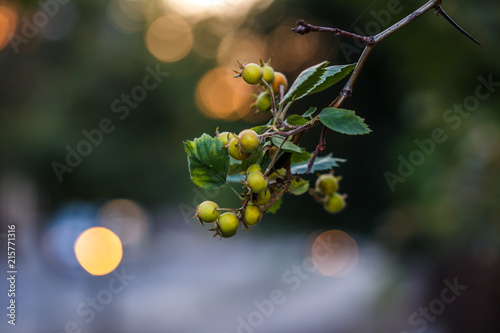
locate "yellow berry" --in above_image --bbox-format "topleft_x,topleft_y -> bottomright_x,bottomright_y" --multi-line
244,204 -> 261,226
262,65 -> 275,83
227,137 -> 250,161
218,132 -> 235,146
247,171 -> 267,193
217,212 -> 239,237
323,193 -> 346,214
315,174 -> 339,196
242,63 -> 263,85
256,188 -> 271,205
255,92 -> 272,113
196,201 -> 219,223
246,164 -> 262,176
238,129 -> 260,153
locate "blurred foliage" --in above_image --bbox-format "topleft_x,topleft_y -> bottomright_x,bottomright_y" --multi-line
1,0 -> 499,253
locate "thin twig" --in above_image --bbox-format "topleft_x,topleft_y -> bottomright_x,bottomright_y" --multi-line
305,126 -> 327,174
292,19 -> 374,44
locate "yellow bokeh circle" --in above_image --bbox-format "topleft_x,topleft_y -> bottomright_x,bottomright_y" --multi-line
145,15 -> 193,62
74,227 -> 123,276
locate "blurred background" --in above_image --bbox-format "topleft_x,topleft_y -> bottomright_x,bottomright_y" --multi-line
1,0 -> 500,332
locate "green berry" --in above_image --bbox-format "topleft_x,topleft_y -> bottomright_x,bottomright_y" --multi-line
256,188 -> 271,205
323,193 -> 346,214
196,201 -> 220,223
217,212 -> 239,237
247,171 -> 267,193
244,204 -> 261,226
218,132 -> 235,146
228,137 -> 250,161
315,174 -> 339,196
242,63 -> 263,85
262,65 -> 275,83
238,129 -> 260,153
246,164 -> 262,176
255,92 -> 271,113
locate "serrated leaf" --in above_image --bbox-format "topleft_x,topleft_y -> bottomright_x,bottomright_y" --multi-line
302,107 -> 317,117
184,134 -> 230,188
290,154 -> 346,174
289,178 -> 310,195
286,114 -> 309,126
281,61 -> 329,105
308,64 -> 356,95
267,198 -> 282,214
318,107 -> 371,135
271,136 -> 303,153
290,150 -> 312,164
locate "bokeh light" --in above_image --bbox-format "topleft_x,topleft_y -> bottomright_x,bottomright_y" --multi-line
0,3 -> 18,50
145,14 -> 193,62
266,23 -> 323,72
216,29 -> 265,67
164,0 -> 274,22
107,0 -> 145,33
99,199 -> 148,246
74,227 -> 123,276
311,230 -> 359,277
195,67 -> 253,120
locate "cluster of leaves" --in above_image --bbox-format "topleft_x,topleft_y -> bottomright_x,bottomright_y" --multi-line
184,59 -> 371,237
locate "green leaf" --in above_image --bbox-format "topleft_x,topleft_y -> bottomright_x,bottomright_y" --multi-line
290,150 -> 312,164
251,125 -> 270,135
271,136 -> 303,153
289,178 -> 310,195
281,61 -> 329,105
318,107 -> 371,135
308,64 -> 356,95
302,107 -> 317,117
290,154 -> 346,174
267,198 -> 282,214
184,134 -> 230,188
286,114 -> 309,126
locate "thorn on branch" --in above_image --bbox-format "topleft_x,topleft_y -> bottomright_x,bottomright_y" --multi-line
435,6 -> 481,46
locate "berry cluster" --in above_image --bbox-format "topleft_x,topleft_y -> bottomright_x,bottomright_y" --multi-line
311,173 -> 346,214
191,61 -> 348,238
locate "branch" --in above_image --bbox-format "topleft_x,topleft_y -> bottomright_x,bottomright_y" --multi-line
305,126 -> 327,174
292,19 -> 373,44
292,0 -> 456,168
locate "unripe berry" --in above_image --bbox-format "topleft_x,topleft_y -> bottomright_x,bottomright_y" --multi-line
256,188 -> 271,205
323,193 -> 346,214
246,164 -> 262,176
247,171 -> 267,193
255,92 -> 272,113
196,201 -> 220,223
217,212 -> 239,237
218,132 -> 235,146
242,63 -> 263,85
315,174 -> 339,196
261,65 -> 275,83
228,137 -> 250,161
238,129 -> 260,153
244,204 -> 261,226
271,72 -> 288,94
